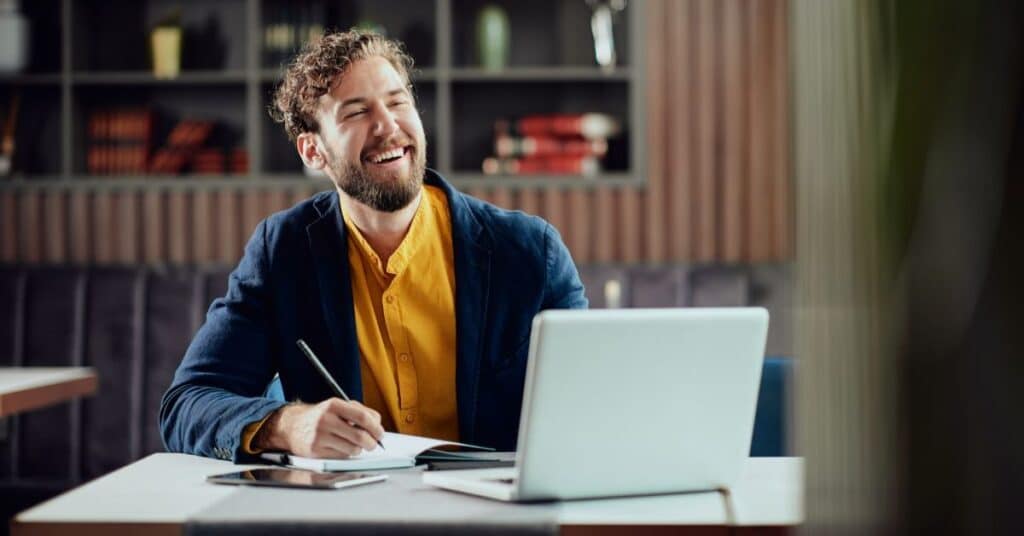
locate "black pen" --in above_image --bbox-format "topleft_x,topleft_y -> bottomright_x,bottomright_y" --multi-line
296,339 -> 385,450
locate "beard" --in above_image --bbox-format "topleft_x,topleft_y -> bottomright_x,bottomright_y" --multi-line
327,141 -> 427,213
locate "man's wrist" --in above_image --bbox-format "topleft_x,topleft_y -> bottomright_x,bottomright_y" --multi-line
253,403 -> 298,452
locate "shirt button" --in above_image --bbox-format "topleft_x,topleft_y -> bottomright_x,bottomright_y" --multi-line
405,413 -> 415,423
399,353 -> 410,362
385,295 -> 394,304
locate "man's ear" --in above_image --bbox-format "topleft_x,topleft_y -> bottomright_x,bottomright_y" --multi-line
297,133 -> 325,169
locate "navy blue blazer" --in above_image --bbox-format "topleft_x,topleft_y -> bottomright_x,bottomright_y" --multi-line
159,171 -> 588,462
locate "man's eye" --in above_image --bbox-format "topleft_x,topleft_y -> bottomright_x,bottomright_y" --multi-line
388,100 -> 407,108
345,110 -> 367,119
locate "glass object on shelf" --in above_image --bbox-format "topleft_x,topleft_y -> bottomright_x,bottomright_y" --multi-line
151,10 -> 183,79
475,4 -> 509,70
0,0 -> 29,73
184,15 -> 229,71
263,2 -> 325,68
586,0 -> 626,71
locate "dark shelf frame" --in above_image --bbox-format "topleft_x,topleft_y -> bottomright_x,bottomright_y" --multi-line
70,71 -> 250,85
0,0 -> 645,191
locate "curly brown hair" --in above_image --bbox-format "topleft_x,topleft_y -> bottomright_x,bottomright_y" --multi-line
269,30 -> 416,142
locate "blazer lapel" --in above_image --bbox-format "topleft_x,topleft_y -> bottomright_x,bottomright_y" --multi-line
305,192 -> 363,401
432,172 -> 493,443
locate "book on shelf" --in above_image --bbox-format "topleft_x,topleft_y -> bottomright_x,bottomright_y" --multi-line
497,113 -> 622,140
148,120 -> 213,174
87,109 -> 152,175
192,148 -> 225,175
263,1 -> 326,66
494,135 -> 608,159
229,147 -> 249,174
1,92 -> 20,177
484,112 -> 621,176
482,155 -> 602,176
87,147 -> 149,175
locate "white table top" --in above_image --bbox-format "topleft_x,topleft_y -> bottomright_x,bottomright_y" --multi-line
728,456 -> 804,525
14,453 -> 802,534
0,366 -> 98,417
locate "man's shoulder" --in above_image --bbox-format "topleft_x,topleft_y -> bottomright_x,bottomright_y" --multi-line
262,190 -> 336,237
454,191 -> 553,254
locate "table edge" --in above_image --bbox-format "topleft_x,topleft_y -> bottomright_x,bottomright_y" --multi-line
0,372 -> 98,417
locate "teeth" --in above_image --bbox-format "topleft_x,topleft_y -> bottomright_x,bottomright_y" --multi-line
369,147 -> 404,163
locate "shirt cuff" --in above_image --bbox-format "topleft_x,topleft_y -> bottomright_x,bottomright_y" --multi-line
240,412 -> 275,455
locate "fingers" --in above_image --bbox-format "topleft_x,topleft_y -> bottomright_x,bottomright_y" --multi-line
329,399 -> 385,444
352,401 -> 383,422
281,402 -> 366,458
328,413 -> 380,451
308,432 -> 365,459
285,399 -> 386,458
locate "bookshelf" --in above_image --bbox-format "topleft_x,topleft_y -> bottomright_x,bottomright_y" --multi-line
0,0 -> 645,191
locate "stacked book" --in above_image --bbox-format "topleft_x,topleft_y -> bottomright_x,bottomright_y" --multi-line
87,109 -> 152,175
190,147 -> 250,175
229,147 -> 249,174
148,120 -> 213,174
192,148 -> 225,174
483,113 -> 621,176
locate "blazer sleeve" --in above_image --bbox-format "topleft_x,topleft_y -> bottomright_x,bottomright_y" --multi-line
159,219 -> 287,462
541,222 -> 589,310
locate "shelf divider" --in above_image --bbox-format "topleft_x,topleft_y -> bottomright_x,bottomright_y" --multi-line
61,0 -> 72,178
435,0 -> 453,175
247,0 -> 262,180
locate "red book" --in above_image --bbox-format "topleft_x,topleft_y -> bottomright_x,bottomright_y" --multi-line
88,108 -> 152,174
494,135 -> 608,158
150,120 -> 214,174
512,113 -> 621,140
482,155 -> 601,176
230,147 -> 249,174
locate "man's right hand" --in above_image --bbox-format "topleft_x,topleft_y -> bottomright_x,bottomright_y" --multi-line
254,399 -> 384,458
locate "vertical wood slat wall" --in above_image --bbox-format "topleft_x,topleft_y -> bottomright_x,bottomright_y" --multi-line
0,187 -> 324,266
0,0 -> 790,266
648,0 -> 791,263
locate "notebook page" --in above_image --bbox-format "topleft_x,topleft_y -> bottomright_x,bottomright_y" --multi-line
268,432 -> 489,470
365,432 -> 483,458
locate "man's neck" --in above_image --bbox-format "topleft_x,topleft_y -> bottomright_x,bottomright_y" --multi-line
337,187 -> 423,265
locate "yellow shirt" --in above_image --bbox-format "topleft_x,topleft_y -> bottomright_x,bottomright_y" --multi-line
242,185 -> 458,453
342,185 -> 459,441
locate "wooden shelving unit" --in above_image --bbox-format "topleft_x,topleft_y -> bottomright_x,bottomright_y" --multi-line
0,0 -> 644,191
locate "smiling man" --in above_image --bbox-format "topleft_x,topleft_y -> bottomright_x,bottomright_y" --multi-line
159,30 -> 587,462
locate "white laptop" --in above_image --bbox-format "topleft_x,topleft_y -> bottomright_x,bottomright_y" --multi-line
423,307 -> 769,502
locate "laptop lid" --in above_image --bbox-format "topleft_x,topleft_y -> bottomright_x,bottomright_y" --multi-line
512,307 -> 769,501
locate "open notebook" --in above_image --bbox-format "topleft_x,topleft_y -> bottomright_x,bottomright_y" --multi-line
260,432 -> 495,471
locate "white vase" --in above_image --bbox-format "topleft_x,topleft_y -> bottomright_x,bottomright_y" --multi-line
0,0 -> 29,73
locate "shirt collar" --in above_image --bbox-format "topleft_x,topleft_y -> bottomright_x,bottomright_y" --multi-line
341,187 -> 434,277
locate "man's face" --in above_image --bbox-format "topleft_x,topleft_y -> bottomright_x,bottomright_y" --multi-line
313,56 -> 427,212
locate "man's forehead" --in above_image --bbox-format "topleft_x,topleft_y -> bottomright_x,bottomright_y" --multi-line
323,57 -> 408,104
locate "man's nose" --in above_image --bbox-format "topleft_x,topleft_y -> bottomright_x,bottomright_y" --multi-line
371,106 -> 400,139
